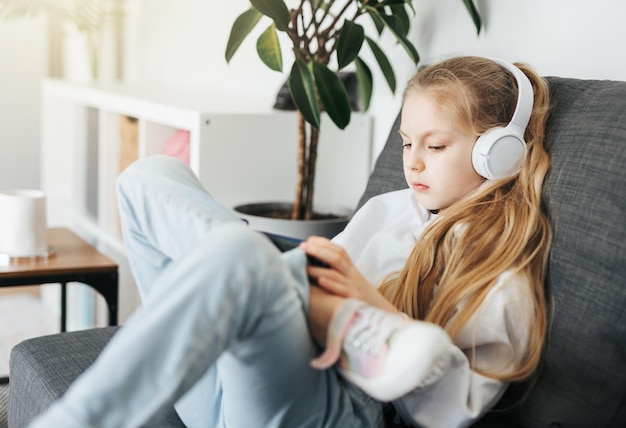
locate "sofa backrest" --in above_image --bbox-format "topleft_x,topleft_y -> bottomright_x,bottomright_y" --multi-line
359,76 -> 626,427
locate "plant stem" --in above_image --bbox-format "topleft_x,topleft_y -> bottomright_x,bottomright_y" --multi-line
305,125 -> 320,219
289,1 -> 363,219
292,111 -> 308,219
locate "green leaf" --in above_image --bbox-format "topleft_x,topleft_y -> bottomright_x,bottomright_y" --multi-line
462,0 -> 482,35
256,23 -> 283,72
380,13 -> 419,64
225,9 -> 262,63
250,0 -> 290,32
390,4 -> 410,36
337,21 -> 365,70
354,57 -> 373,111
313,61 -> 351,129
364,6 -> 385,34
365,36 -> 396,93
288,60 -> 320,129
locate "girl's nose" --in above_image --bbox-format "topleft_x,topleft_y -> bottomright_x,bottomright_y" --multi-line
405,150 -> 425,172
411,160 -> 425,172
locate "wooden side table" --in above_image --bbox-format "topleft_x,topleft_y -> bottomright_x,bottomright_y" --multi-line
0,228 -> 119,332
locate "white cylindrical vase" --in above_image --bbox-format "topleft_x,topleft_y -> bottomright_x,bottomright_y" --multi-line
0,190 -> 48,257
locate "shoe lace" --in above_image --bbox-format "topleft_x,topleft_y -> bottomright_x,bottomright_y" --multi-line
340,307 -> 412,378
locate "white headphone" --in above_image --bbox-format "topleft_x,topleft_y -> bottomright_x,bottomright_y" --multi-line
472,58 -> 534,179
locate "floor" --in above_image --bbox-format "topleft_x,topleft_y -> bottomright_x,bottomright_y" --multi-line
0,289 -> 57,428
0,288 -> 58,377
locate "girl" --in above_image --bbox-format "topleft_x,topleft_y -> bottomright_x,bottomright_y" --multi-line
32,56 -> 551,428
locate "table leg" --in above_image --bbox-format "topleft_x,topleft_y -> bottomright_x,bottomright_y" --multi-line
82,273 -> 119,326
60,282 -> 67,332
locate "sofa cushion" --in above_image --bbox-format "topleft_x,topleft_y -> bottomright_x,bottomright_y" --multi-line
8,326 -> 185,427
360,77 -> 626,426
8,327 -> 120,426
512,77 -> 626,426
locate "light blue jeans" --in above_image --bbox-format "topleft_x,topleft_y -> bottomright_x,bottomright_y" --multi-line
30,155 -> 383,428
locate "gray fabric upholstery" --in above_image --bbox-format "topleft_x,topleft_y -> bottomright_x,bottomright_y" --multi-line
8,327 -> 184,427
9,327 -> 119,427
8,77 -> 626,427
358,112 -> 405,210
360,77 -> 626,427
510,77 -> 626,426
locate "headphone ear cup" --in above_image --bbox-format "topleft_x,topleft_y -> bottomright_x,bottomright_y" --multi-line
472,127 -> 528,179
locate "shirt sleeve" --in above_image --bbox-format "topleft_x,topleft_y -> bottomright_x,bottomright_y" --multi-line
392,272 -> 533,427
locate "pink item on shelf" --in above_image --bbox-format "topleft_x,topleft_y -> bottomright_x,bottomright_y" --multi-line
162,130 -> 190,165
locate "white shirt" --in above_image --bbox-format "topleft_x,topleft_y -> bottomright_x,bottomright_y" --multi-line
333,189 -> 534,427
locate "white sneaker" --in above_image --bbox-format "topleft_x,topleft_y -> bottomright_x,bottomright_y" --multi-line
311,299 -> 451,402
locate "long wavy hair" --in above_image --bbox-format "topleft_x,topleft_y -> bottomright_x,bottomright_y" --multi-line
379,56 -> 552,381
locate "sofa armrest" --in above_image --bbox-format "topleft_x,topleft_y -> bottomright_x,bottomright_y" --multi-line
8,326 -> 185,427
8,327 -> 121,426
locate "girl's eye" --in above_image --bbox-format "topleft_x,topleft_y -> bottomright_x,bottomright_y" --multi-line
402,142 -> 411,150
429,145 -> 445,152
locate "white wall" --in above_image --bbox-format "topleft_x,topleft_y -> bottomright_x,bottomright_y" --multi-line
0,16 -> 47,191
122,0 -> 626,158
2,0 -> 626,203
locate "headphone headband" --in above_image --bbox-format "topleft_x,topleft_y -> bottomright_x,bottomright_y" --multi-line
488,58 -> 533,133
471,58 -> 535,179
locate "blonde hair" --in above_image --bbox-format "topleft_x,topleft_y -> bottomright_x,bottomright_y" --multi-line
379,56 -> 552,381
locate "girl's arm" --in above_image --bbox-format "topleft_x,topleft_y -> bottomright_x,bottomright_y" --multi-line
300,236 -> 399,313
392,272 -> 533,426
306,285 -> 344,347
307,266 -> 533,427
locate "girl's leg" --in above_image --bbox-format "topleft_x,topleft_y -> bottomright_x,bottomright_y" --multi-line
116,155 -> 239,426
31,225 -> 383,428
116,155 -> 241,300
214,247 -> 382,428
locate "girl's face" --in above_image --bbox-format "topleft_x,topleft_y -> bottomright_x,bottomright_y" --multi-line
400,91 -> 484,211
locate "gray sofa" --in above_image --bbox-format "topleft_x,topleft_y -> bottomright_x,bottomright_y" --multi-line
9,76 -> 626,427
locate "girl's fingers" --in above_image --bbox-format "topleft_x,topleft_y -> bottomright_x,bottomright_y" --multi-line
300,238 -> 349,272
308,266 -> 349,296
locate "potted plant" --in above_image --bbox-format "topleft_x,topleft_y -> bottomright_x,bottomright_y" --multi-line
226,0 -> 481,235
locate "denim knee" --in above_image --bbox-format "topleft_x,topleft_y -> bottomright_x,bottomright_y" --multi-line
193,224 -> 291,297
196,223 -> 280,273
118,155 -> 187,192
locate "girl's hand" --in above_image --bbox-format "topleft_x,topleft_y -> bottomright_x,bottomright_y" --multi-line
300,236 -> 398,313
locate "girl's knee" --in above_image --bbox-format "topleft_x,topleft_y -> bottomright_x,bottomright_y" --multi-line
200,224 -> 277,265
117,156 -> 196,211
118,155 -> 185,188
189,225 -> 289,298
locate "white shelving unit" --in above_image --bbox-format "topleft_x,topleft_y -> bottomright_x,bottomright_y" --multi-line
40,78 -> 374,322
